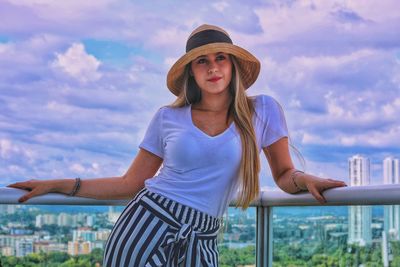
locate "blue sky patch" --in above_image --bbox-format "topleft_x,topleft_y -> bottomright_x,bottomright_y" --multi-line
82,39 -> 161,67
0,36 -> 10,43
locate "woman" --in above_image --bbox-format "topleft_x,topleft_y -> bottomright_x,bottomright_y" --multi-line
7,24 -> 347,266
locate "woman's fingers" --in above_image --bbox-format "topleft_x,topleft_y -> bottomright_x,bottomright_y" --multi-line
7,182 -> 32,191
326,179 -> 347,189
309,179 -> 347,204
7,180 -> 48,203
7,182 -> 20,188
18,190 -> 38,203
309,187 -> 326,204
7,183 -> 32,191
303,176 -> 348,204
327,178 -> 347,183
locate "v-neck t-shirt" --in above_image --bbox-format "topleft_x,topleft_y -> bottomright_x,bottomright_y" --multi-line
138,94 -> 288,218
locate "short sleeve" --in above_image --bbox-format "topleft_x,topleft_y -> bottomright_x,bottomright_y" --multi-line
138,107 -> 165,158
259,95 -> 289,148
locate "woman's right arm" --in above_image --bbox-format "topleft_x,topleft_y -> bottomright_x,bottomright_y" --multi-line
7,149 -> 163,203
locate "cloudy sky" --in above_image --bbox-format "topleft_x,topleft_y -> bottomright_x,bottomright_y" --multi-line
0,0 -> 399,189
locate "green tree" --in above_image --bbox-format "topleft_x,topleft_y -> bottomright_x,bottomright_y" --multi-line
47,251 -> 70,263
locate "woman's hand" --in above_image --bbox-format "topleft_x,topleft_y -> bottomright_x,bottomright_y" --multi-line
7,179 -> 56,203
296,173 -> 347,204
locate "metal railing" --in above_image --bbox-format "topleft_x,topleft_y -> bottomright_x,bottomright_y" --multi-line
2,184 -> 400,267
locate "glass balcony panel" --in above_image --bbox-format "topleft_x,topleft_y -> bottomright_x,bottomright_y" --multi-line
272,205 -> 400,267
219,207 -> 256,267
0,204 -> 257,267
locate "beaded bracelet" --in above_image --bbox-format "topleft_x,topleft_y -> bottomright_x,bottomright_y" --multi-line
291,170 -> 305,192
69,177 -> 81,196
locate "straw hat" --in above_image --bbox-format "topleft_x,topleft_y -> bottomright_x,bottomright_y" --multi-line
166,24 -> 260,96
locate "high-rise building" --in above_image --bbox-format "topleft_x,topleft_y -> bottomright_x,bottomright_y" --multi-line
0,205 -> 17,214
1,246 -> 14,256
383,157 -> 400,240
58,213 -> 72,226
68,240 -> 92,255
73,228 -> 95,242
108,206 -> 120,223
86,215 -> 95,227
383,157 -> 400,184
16,239 -> 33,257
43,214 -> 57,225
95,229 -> 111,241
35,215 -> 44,228
348,154 -> 372,246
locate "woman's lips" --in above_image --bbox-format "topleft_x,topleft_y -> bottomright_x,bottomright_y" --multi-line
207,77 -> 222,82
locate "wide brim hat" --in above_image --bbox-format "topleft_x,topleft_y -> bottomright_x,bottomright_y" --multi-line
167,24 -> 261,96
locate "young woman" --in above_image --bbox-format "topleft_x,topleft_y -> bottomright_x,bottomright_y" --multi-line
7,24 -> 347,266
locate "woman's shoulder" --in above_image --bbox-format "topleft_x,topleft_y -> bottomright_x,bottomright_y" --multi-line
159,104 -> 188,112
250,94 -> 281,107
155,104 -> 188,119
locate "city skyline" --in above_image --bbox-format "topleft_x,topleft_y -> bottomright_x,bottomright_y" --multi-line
0,1 -> 399,189
348,154 -> 372,246
383,157 -> 400,241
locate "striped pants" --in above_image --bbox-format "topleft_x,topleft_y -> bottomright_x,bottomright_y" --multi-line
103,188 -> 222,267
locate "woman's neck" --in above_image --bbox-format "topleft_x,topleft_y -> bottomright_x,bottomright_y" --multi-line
193,93 -> 232,112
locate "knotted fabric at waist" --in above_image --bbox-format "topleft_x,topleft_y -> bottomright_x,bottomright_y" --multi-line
139,189 -> 222,266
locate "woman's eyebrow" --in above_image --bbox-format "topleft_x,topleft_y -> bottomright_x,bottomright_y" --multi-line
195,53 -> 224,60
193,55 -> 207,61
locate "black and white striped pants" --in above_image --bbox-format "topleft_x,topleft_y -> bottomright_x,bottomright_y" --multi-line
103,187 -> 222,266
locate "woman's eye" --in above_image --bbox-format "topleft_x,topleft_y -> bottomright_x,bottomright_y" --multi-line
216,55 -> 226,61
197,58 -> 206,64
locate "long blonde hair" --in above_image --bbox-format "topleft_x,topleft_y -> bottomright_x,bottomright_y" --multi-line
169,55 -> 260,209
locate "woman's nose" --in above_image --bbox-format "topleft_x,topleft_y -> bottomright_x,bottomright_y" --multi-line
207,61 -> 218,74
208,68 -> 217,74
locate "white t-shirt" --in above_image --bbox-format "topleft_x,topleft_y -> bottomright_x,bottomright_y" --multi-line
139,94 -> 288,218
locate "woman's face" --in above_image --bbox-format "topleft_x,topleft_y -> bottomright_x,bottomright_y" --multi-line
190,52 -> 232,96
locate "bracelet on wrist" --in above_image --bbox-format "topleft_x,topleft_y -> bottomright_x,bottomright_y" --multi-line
291,170 -> 306,192
69,177 -> 81,196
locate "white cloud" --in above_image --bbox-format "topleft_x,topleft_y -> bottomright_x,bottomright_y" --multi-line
51,43 -> 102,83
382,98 -> 400,117
69,163 -> 85,173
164,57 -> 178,69
149,27 -> 186,48
46,101 -> 75,114
346,0 -> 400,22
254,1 -> 331,43
0,139 -> 14,159
212,1 -> 229,12
302,132 -> 328,145
69,162 -> 101,175
263,49 -> 378,86
1,0 -> 399,187
300,124 -> 400,148
6,0 -> 113,21
0,139 -> 36,163
290,49 -> 375,70
0,41 -> 38,66
127,64 -> 146,83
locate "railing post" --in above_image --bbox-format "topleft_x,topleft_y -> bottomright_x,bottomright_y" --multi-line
256,205 -> 264,267
257,205 -> 273,267
265,206 -> 273,267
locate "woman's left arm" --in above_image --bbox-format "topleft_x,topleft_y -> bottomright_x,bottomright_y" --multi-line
263,137 -> 347,204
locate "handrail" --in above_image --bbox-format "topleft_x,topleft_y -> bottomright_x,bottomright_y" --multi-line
2,184 -> 400,267
1,184 -> 400,206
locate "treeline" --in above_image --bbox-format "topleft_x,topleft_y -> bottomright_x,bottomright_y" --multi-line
0,247 -> 255,267
273,241 -> 400,266
2,242 -> 400,266
0,248 -> 103,267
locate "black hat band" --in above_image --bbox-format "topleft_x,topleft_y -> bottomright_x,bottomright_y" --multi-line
186,29 -> 233,52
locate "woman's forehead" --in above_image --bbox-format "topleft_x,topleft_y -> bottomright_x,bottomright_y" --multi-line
194,52 -> 229,59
